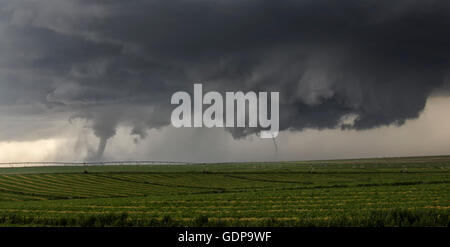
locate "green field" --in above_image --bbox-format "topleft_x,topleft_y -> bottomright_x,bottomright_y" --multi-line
0,156 -> 449,226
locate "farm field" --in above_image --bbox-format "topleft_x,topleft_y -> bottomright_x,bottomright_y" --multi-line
0,156 -> 449,226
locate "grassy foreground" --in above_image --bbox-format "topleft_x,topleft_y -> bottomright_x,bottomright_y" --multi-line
0,156 -> 449,226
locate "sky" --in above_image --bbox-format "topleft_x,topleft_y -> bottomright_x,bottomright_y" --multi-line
1,0 -> 450,163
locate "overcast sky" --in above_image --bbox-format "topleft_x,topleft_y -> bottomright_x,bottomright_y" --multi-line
1,0 -> 450,163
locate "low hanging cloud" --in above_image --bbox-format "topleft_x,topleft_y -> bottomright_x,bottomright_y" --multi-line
0,0 -> 450,160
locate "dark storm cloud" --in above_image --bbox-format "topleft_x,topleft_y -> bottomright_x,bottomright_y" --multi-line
1,0 -> 450,158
